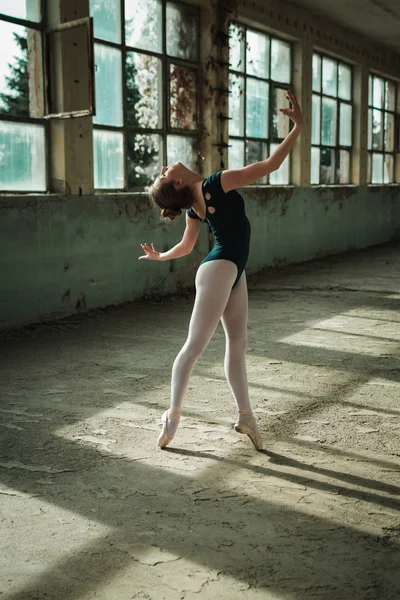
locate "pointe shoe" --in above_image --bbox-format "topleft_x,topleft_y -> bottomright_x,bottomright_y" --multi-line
157,409 -> 180,449
234,414 -> 263,451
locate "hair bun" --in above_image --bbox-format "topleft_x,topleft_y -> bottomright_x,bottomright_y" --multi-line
161,207 -> 182,220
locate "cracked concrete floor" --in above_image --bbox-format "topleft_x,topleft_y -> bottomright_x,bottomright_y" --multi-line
0,242 -> 399,600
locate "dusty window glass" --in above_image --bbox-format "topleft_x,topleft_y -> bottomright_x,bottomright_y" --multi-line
339,103 -> 352,146
94,130 -> 124,189
271,39 -> 291,84
312,95 -> 321,145
338,150 -> 350,184
166,2 -> 198,61
371,152 -> 383,183
321,97 -> 337,146
228,139 -> 244,169
322,57 -> 337,96
229,23 -> 245,72
373,77 -> 384,109
0,0 -> 40,21
246,30 -> 269,78
246,140 -> 267,183
246,78 -> 268,138
312,54 -> 321,92
127,134 -> 161,188
320,147 -> 335,184
90,0 -> 121,43
170,64 -> 197,130
229,73 -> 244,136
311,147 -> 320,184
270,143 -> 289,184
272,88 -> 290,139
126,53 -> 162,128
93,44 -> 123,126
338,64 -> 351,101
125,0 -> 162,53
384,154 -> 393,183
371,109 -> 383,151
0,121 -> 46,191
368,74 -> 396,184
385,81 -> 396,111
0,21 -> 30,116
167,135 -> 198,170
384,112 -> 395,152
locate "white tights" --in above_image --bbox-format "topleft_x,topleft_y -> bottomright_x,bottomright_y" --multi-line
169,260 -> 252,420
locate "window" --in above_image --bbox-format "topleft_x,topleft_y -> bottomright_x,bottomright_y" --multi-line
228,24 -> 292,185
90,0 -> 201,190
311,53 -> 353,185
368,74 -> 397,184
0,0 -> 46,191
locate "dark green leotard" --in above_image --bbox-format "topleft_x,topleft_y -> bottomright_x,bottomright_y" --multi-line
187,171 -> 251,288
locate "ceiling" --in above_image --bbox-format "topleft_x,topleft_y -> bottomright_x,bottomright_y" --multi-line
293,0 -> 400,54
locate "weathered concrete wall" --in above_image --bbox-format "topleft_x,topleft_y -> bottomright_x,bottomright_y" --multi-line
1,187 -> 399,329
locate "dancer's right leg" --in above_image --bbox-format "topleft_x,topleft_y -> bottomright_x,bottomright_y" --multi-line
158,260 -> 238,448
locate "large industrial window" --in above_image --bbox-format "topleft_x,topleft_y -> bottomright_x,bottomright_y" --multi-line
228,24 -> 292,185
311,53 -> 353,185
0,0 -> 46,191
90,0 -> 201,190
368,74 -> 397,184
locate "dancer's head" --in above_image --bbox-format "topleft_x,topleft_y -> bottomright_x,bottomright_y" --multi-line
148,162 -> 195,220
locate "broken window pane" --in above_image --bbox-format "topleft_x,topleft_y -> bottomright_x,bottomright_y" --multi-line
90,0 -> 121,43
94,130 -> 124,189
372,109 -> 383,151
167,135 -> 198,170
322,57 -> 337,96
125,0 -> 162,53
312,54 -> 321,92
373,77 -> 384,109
0,0 -> 40,21
338,149 -> 350,184
170,64 -> 197,129
0,121 -> 45,191
320,147 -> 335,184
321,97 -> 337,146
384,154 -> 394,183
229,23 -> 245,72
93,44 -> 123,126
229,139 -> 244,169
270,143 -> 289,184
312,94 -> 321,145
0,22 -> 30,117
272,87 -> 290,139
127,133 -> 161,188
126,53 -> 162,128
246,78 -> 268,138
166,2 -> 198,61
271,39 -> 291,84
385,80 -> 396,111
311,146 -> 320,184
246,30 -> 269,79
229,73 -> 244,136
246,140 -> 267,183
339,103 -> 352,146
384,112 -> 395,152
371,152 -> 383,183
338,64 -> 351,101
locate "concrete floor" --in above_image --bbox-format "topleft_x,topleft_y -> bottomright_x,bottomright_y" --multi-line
0,242 -> 399,600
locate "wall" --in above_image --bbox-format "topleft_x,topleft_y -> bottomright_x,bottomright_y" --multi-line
1,186 -> 399,329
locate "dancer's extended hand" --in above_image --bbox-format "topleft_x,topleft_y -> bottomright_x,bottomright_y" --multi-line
279,89 -> 303,127
138,243 -> 162,261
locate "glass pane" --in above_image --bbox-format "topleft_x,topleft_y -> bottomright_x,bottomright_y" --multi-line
127,133 -> 161,188
90,0 -> 121,43
94,130 -> 124,189
0,121 -> 45,191
384,112 -> 395,151
270,143 -> 289,185
93,44 -> 123,126
321,97 -> 337,146
0,0 -> 40,21
312,54 -> 321,92
385,80 -> 396,111
368,109 -> 372,150
322,57 -> 337,96
371,153 -> 383,183
170,64 -> 197,129
311,146 -> 320,184
312,94 -> 320,145
339,103 -> 352,146
126,53 -> 161,128
167,2 -> 198,61
338,64 -> 351,100
246,140 -> 267,183
229,139 -> 244,169
384,154 -> 394,184
321,147 -> 335,184
125,0 -> 162,53
373,77 -> 384,109
372,109 -> 383,151
272,88 -> 290,139
0,22 -> 30,117
246,30 -> 269,78
368,152 -> 371,183
229,73 -> 244,136
167,135 -> 198,170
246,78 -> 268,138
338,149 -> 350,184
229,23 -> 245,72
368,75 -> 373,105
271,39 -> 291,84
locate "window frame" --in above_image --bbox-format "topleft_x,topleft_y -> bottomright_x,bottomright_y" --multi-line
0,0 -> 50,193
92,0 -> 202,192
228,21 -> 294,185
